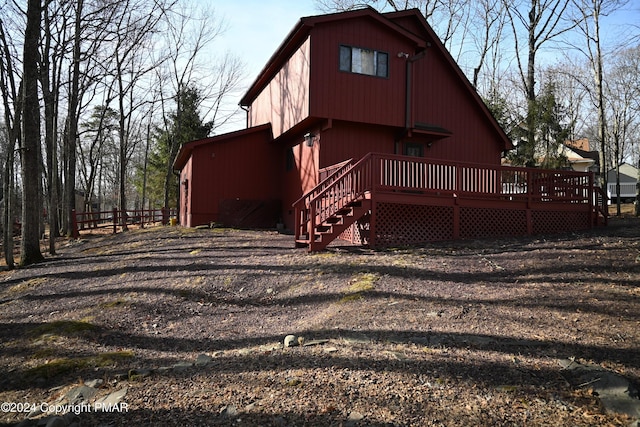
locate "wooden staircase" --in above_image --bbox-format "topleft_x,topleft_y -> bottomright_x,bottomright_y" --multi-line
295,197 -> 371,251
293,155 -> 374,252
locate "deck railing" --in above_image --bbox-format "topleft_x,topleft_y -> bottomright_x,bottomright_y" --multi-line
294,153 -> 606,243
374,153 -> 594,203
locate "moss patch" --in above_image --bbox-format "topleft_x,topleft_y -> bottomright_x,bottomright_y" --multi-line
340,273 -> 378,303
25,350 -> 135,381
29,320 -> 98,339
99,299 -> 128,309
6,277 -> 47,294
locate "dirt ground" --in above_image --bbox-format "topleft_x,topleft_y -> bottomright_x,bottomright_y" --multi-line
1,212 -> 639,426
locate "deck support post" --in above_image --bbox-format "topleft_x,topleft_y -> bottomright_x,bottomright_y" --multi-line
452,195 -> 460,239
369,201 -> 377,249
526,209 -> 533,235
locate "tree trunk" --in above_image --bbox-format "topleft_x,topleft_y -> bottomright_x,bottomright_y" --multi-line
41,3 -> 60,254
524,2 -> 537,167
64,0 -> 83,237
3,138 -> 15,268
635,158 -> 640,217
593,5 -> 607,192
0,23 -> 20,268
20,0 -> 44,266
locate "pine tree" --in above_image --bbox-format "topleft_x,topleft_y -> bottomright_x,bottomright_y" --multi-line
142,85 -> 213,209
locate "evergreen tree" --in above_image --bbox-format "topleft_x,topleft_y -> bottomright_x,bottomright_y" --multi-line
535,82 -> 571,169
143,85 -> 213,208
505,82 -> 570,168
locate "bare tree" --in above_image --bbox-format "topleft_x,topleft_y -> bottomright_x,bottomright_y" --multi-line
155,4 -> 222,209
604,45 -> 640,214
0,16 -> 21,268
505,0 -> 578,166
106,0 -> 173,230
572,0 -> 630,197
40,0 -> 74,254
470,0 -> 507,89
77,104 -> 118,216
61,0 -> 84,238
19,0 -> 44,266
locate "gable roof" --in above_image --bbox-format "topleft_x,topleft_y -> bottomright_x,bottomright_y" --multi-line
239,7 -> 512,151
240,7 -> 426,107
383,9 -> 512,150
173,123 -> 272,172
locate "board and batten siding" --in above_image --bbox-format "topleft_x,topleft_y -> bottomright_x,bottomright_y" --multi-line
411,44 -> 504,165
309,18 -> 407,128
248,37 -> 311,139
185,127 -> 279,227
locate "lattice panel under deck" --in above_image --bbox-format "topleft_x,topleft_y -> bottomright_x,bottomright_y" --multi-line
460,208 -> 527,239
338,213 -> 371,245
375,203 -> 453,247
532,210 -> 590,234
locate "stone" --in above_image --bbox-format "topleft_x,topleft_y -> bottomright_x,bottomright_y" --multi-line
345,411 -> 365,426
172,361 -> 194,370
284,335 -> 297,347
44,416 -> 66,427
195,353 -> 213,366
65,385 -> 97,404
560,359 -> 640,419
94,387 -> 127,407
219,405 -> 238,418
84,379 -> 103,388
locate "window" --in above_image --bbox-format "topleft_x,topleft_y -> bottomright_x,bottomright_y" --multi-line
340,45 -> 388,78
404,142 -> 424,157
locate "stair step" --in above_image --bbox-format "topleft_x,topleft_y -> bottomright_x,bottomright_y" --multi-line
297,197 -> 371,252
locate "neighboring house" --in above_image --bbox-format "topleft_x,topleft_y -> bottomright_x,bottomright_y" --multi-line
174,7 -> 606,251
561,139 -> 600,174
607,163 -> 638,202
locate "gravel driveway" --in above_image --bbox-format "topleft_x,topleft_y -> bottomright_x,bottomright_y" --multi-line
1,218 -> 639,426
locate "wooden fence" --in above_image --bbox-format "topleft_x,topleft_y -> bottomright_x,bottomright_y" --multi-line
71,207 -> 176,238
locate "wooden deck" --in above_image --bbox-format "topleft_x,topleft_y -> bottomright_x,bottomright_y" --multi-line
294,153 -> 608,251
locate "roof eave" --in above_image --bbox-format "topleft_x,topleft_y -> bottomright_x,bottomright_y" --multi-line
172,123 -> 273,172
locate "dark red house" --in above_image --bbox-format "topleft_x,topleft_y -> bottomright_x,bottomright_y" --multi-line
174,7 -> 606,250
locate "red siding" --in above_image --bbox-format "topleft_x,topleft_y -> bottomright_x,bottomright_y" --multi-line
309,18 -> 409,127
412,48 -> 503,165
179,157 -> 193,226
318,121 -> 397,167
249,38 -> 311,138
185,128 -> 281,227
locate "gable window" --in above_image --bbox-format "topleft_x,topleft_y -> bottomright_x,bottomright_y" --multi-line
340,45 -> 388,78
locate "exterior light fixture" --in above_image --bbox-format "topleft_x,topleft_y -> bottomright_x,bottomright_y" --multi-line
304,132 -> 316,147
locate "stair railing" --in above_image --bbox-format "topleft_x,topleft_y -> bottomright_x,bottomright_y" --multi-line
293,154 -> 373,243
